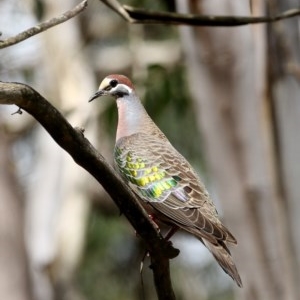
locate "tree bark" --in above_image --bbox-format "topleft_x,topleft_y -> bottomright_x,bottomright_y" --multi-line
25,1 -> 97,298
0,128 -> 32,300
177,0 -> 299,299
270,0 -> 300,295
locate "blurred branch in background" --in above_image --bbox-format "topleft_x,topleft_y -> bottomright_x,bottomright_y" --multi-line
101,0 -> 300,26
0,0 -> 87,49
1,0 -> 299,49
122,5 -> 300,26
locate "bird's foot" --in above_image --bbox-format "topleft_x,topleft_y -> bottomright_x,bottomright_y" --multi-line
148,214 -> 161,233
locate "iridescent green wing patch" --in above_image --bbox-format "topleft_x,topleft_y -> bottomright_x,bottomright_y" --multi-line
114,146 -> 179,203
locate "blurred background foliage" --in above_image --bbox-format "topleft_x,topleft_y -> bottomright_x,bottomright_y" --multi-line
1,0 -> 300,300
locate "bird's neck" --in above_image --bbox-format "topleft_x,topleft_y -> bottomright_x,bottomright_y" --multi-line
116,95 -> 162,142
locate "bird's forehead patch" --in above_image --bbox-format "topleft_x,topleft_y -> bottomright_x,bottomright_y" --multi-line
99,77 -> 111,90
107,74 -> 135,90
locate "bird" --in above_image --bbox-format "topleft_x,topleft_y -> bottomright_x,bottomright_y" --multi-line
89,74 -> 242,287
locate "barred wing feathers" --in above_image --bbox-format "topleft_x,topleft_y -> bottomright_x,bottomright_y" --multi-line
115,133 -> 242,287
114,133 -> 236,245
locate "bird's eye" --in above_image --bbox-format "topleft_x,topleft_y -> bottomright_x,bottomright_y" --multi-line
110,79 -> 118,87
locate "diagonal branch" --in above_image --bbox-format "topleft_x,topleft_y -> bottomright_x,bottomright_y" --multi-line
0,81 -> 178,300
0,0 -> 88,49
100,0 -> 300,26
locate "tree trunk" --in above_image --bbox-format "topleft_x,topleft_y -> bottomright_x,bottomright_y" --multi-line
0,128 -> 32,300
177,0 -> 299,299
270,0 -> 300,295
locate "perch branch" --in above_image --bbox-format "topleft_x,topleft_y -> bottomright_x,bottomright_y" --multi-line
100,0 -> 300,26
0,0 -> 88,49
0,81 -> 178,300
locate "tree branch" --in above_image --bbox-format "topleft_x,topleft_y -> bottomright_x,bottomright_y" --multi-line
100,0 -> 300,26
100,0 -> 133,22
1,0 -> 298,50
0,81 -> 178,300
0,0 -> 88,49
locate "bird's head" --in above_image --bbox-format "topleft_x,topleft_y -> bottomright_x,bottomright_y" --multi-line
89,74 -> 135,102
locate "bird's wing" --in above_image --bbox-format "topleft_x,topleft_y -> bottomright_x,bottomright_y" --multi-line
115,133 -> 236,244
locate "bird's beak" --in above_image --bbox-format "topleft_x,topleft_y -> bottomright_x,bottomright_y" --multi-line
88,90 -> 105,102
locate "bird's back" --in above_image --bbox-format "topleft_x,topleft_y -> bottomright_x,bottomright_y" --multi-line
114,132 -> 234,243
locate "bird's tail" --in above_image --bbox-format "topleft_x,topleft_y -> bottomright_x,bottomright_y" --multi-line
204,240 -> 243,287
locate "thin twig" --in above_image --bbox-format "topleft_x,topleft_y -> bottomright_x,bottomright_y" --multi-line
0,0 -> 88,49
100,0 -> 133,22
100,0 -> 300,26
125,7 -> 300,26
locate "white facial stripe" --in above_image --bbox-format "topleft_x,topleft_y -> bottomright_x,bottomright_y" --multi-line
113,83 -> 133,94
99,79 -> 133,95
